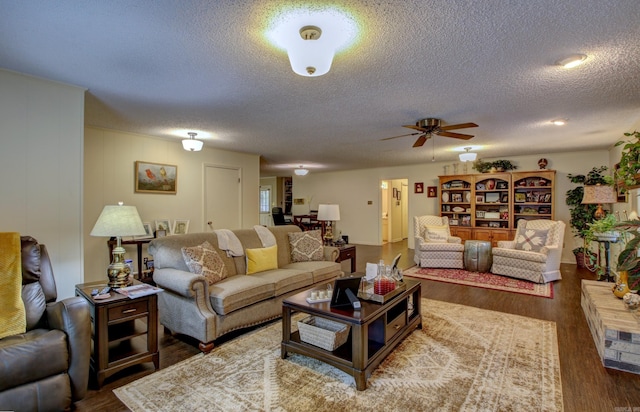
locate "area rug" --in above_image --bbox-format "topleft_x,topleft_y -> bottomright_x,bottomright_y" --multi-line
114,299 -> 563,412
404,267 -> 554,299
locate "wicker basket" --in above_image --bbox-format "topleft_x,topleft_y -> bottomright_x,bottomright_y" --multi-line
297,316 -> 350,351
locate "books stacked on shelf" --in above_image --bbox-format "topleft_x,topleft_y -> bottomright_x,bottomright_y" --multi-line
116,284 -> 163,299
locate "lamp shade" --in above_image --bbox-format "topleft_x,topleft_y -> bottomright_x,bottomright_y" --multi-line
90,203 -> 146,237
459,152 -> 477,162
581,185 -> 617,205
317,204 -> 340,221
182,138 -> 203,151
294,166 -> 309,176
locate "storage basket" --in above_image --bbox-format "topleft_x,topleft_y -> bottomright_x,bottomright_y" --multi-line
297,316 -> 350,351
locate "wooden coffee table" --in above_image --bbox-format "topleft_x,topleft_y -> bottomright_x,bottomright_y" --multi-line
281,278 -> 421,390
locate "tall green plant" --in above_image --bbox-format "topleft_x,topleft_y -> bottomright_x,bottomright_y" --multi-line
565,166 -> 608,246
615,131 -> 640,190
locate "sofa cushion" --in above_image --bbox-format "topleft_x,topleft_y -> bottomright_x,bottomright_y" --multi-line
181,241 -> 228,285
0,329 -> 68,392
284,261 -> 342,284
246,245 -> 278,275
424,225 -> 449,242
252,269 -> 314,296
208,276 -> 275,315
21,236 -> 41,284
22,282 -> 46,330
515,229 -> 548,252
288,230 -> 324,262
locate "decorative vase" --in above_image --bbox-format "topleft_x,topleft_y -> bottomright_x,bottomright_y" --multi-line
613,270 -> 631,299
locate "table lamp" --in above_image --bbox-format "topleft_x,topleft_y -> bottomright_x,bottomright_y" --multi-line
90,202 -> 146,288
318,204 -> 340,244
582,184 -> 617,220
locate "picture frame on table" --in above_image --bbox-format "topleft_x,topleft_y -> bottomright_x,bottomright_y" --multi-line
476,194 -> 485,203
155,219 -> 172,235
449,219 -> 459,226
172,219 -> 190,235
134,161 -> 177,194
134,222 -> 154,240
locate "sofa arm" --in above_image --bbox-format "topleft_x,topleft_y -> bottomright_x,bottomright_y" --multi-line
496,240 -> 516,249
447,236 -> 462,244
323,246 -> 339,261
46,296 -> 91,401
153,268 -> 209,299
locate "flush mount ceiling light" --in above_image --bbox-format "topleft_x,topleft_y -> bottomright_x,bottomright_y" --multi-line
551,118 -> 567,126
182,132 -> 203,152
266,8 -> 358,77
556,54 -> 587,68
459,147 -> 477,162
294,165 -> 309,176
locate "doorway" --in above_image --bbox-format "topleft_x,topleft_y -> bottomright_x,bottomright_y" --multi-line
380,178 -> 408,244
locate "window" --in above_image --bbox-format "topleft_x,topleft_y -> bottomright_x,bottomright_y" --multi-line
259,186 -> 271,213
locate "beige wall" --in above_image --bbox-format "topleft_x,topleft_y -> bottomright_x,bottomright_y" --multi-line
84,127 -> 260,283
292,149 -> 613,264
0,69 -> 85,298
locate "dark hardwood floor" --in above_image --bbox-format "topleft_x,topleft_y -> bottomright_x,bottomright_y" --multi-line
75,240 -> 640,411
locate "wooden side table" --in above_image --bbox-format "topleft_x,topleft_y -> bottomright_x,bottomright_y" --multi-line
336,244 -> 356,273
75,281 -> 159,388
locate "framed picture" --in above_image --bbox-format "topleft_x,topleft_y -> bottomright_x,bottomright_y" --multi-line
485,192 -> 500,203
155,229 -> 167,238
496,181 -> 508,189
155,219 -> 172,235
501,193 -> 509,203
476,194 -> 485,203
428,186 -> 438,198
415,182 -> 424,194
173,219 -> 190,235
543,193 -> 552,203
134,222 -> 154,240
449,219 -> 459,226
476,210 -> 485,218
515,192 -> 526,203
135,161 -> 177,194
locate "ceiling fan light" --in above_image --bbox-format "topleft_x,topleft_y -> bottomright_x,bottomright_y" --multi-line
556,54 -> 587,68
294,166 -> 309,176
182,132 -> 203,151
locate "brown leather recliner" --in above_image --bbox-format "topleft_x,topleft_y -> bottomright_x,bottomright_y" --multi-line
0,236 -> 91,412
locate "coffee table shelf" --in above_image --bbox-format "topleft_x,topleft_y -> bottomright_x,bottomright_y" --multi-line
281,278 -> 421,390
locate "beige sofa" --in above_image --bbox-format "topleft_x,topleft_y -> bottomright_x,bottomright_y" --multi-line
148,225 -> 342,352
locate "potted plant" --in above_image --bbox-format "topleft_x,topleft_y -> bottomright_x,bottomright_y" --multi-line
565,166 -> 609,268
616,218 -> 640,291
472,160 -> 493,173
615,131 -> 640,191
583,213 -> 620,279
490,160 -> 517,172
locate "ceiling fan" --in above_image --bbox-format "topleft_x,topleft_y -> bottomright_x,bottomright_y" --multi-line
381,118 -> 478,147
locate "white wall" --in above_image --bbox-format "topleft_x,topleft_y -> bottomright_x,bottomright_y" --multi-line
0,70 -> 85,298
84,127 -> 260,283
292,149 -> 611,264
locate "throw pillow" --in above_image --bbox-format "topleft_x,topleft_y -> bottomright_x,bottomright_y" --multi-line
181,241 -> 228,285
288,230 -> 324,262
246,244 -> 278,275
515,229 -> 548,252
424,225 -> 449,243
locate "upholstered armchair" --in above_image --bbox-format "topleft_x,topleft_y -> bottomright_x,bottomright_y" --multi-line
491,219 -> 566,283
413,215 -> 465,268
0,235 -> 91,412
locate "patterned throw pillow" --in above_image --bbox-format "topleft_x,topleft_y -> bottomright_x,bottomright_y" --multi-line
515,229 -> 548,252
288,230 -> 324,262
182,241 -> 228,285
424,225 -> 449,243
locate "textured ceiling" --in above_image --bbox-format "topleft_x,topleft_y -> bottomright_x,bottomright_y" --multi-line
2,1 -> 640,176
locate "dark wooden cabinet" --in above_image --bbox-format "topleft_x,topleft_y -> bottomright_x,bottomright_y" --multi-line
76,281 -> 159,388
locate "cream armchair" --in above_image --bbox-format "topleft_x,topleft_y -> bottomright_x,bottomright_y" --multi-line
491,219 -> 566,283
413,215 -> 465,268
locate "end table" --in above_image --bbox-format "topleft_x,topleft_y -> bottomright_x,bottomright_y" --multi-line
75,281 -> 159,388
336,244 -> 356,273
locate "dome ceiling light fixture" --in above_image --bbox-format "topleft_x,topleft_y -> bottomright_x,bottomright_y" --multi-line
459,147 -> 477,162
182,132 -> 203,151
556,54 -> 587,69
294,165 -> 309,176
266,8 -> 358,77
551,118 -> 567,126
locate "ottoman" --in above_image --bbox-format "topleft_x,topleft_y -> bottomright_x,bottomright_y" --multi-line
464,240 -> 492,272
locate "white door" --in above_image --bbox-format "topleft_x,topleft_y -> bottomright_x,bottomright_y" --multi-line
205,165 -> 241,231
259,185 -> 272,226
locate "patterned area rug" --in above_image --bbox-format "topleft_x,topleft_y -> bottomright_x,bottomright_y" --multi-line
114,299 -> 563,412
404,267 -> 554,298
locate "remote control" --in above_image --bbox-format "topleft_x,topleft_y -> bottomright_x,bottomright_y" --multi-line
91,288 -> 99,296
98,286 -> 110,295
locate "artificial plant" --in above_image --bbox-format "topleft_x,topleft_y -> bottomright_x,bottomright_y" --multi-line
614,131 -> 640,191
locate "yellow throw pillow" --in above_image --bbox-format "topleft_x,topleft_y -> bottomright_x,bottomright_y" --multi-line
246,245 -> 278,275
424,225 -> 449,242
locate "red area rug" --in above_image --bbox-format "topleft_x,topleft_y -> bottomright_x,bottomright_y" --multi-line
403,266 -> 554,298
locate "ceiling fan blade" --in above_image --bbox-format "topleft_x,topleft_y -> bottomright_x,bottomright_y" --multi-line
436,131 -> 474,140
413,134 -> 429,147
439,122 -> 479,131
380,132 -> 421,141
402,124 -> 428,132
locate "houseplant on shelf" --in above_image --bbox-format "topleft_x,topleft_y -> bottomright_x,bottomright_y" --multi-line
565,166 -> 609,268
472,160 -> 493,173
614,131 -> 640,191
490,160 -> 517,172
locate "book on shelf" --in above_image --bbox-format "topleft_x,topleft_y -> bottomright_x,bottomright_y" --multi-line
115,284 -> 163,299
